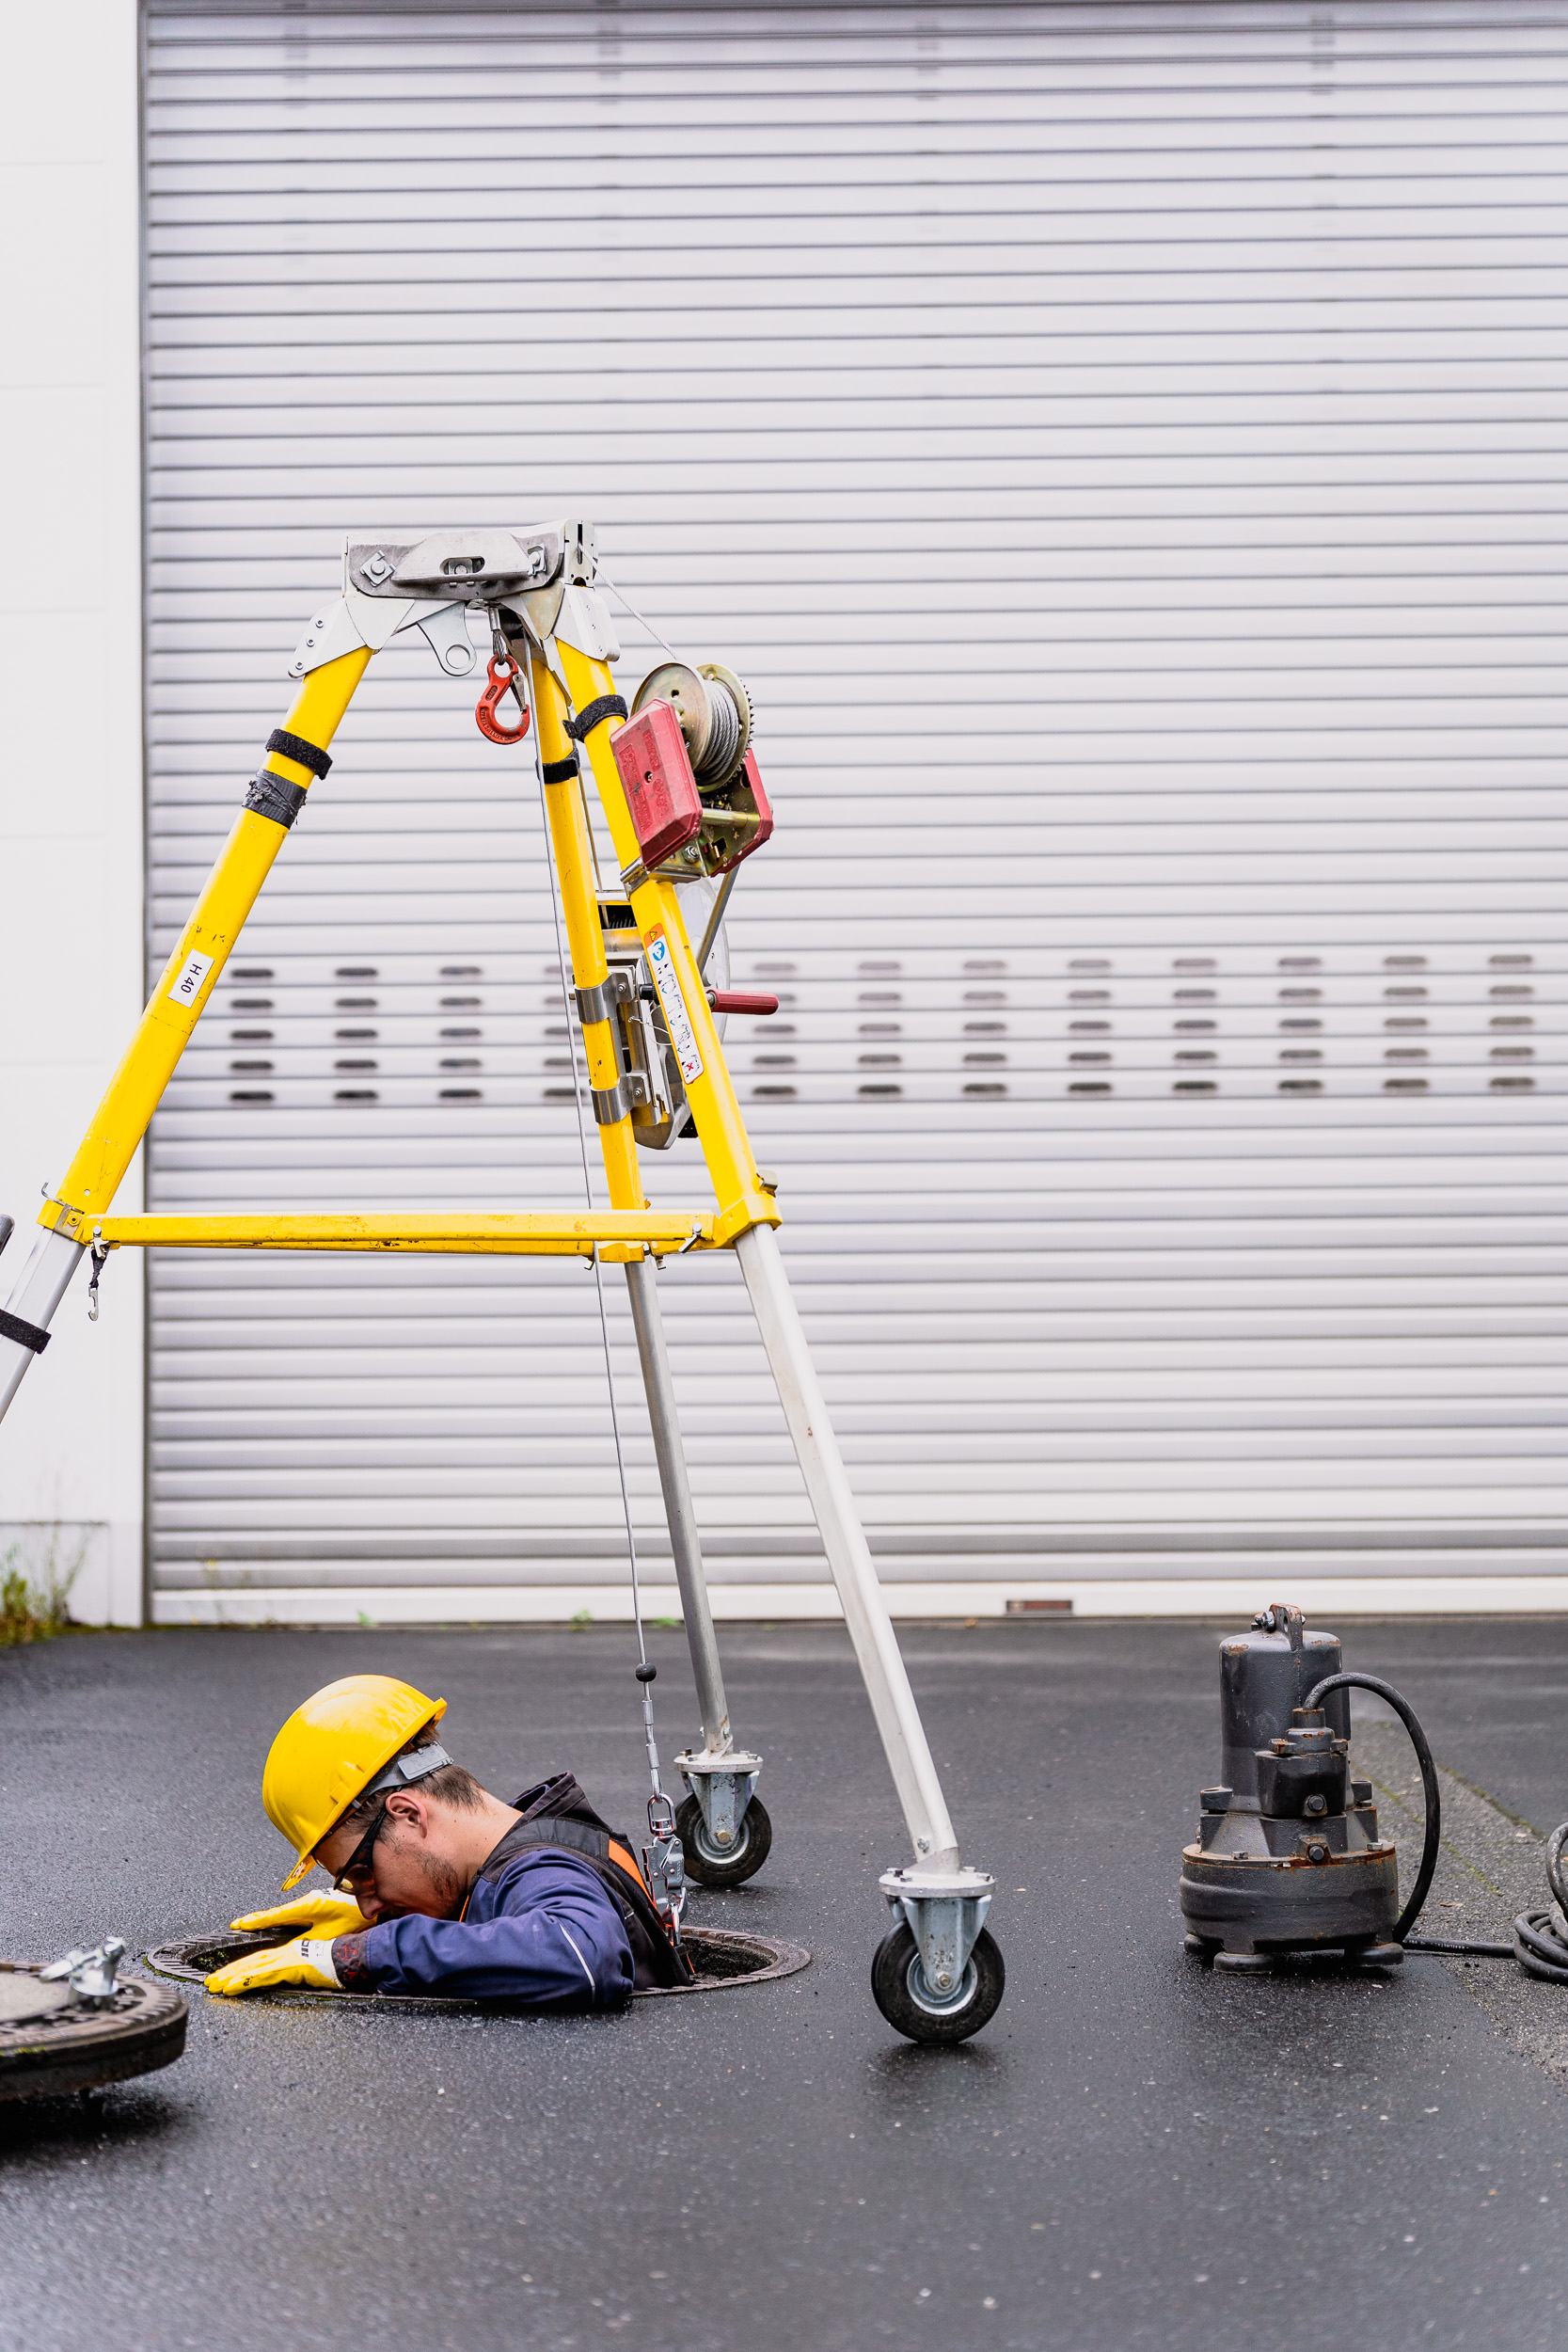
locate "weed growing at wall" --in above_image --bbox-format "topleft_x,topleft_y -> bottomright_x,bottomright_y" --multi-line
0,1528 -> 87,1645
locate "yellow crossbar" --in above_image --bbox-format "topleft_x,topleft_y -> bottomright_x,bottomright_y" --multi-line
92,1211 -> 716,1258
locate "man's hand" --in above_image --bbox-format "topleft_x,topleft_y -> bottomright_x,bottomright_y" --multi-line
204,1936 -> 342,1997
230,1892 -> 370,1937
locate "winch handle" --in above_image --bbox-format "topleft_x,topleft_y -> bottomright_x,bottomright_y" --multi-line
1304,1670 -> 1441,1946
706,990 -> 778,1016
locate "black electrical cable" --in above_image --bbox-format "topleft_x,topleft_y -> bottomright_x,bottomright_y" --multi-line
1512,1823 -> 1568,1984
1305,1668 -> 1568,1980
1305,1671 -> 1442,1947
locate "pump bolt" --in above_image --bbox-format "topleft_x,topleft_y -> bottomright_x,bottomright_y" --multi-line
1304,1794 -> 1327,1817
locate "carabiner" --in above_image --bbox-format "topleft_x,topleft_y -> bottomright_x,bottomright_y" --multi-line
474,652 -> 531,745
87,1241 -> 108,1323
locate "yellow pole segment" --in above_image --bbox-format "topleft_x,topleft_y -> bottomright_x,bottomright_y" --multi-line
554,643 -> 780,1248
93,1211 -> 713,1255
40,647 -> 372,1239
524,643 -> 645,1228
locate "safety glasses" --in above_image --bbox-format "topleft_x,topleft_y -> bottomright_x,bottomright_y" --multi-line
327,1801 -> 388,1894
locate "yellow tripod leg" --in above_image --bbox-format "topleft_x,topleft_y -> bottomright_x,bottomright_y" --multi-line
41,647 -> 372,1241
524,644 -> 644,1234
0,646 -> 372,1424
554,643 -> 780,1250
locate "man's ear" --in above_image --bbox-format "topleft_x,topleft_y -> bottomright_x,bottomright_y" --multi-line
383,1788 -> 430,1838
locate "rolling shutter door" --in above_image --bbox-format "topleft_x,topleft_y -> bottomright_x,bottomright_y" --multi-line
143,2 -> 1568,1623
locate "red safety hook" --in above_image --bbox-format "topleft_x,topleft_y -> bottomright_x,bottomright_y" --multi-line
475,651 -> 531,745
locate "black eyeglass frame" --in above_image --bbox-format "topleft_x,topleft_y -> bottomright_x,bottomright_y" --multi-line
326,1799 -> 388,1893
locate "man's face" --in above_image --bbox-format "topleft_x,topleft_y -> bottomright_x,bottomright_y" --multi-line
313,1790 -> 467,1923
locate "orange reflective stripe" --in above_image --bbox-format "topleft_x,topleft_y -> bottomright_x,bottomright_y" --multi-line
609,1837 -> 654,1902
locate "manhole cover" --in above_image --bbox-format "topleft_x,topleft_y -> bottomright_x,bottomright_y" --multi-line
147,1924 -> 809,2009
0,1963 -> 188,2102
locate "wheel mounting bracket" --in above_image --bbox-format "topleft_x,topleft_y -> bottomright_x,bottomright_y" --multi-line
879,1866 -> 995,1997
675,1748 -> 762,1851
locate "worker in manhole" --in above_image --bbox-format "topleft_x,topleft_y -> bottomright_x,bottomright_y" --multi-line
203,1674 -> 689,2004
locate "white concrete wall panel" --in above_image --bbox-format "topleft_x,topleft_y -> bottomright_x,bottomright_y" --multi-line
0,9 -> 146,1625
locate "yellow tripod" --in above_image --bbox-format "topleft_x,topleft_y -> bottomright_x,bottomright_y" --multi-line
0,521 -> 1002,2043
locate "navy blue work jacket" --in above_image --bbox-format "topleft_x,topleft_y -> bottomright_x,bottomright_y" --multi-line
334,1842 -> 634,2009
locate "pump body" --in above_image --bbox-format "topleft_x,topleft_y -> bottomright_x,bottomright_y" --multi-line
1180,1604 -> 1402,1970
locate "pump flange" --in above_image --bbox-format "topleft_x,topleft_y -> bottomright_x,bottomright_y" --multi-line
1180,1602 -> 1402,1968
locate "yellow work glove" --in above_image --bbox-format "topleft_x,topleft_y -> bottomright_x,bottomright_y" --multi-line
230,1891 -> 370,1937
204,1936 -> 342,1997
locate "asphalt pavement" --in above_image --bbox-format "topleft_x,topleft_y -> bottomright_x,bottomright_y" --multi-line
4,1614 -> 1568,2351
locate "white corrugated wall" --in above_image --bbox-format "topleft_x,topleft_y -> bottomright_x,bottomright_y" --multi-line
141,2 -> 1568,1623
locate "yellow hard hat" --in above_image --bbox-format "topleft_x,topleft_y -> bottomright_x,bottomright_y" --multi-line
262,1674 -> 448,1890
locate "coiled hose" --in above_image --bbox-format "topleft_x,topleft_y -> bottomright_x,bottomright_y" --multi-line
1305,1669 -> 1568,1981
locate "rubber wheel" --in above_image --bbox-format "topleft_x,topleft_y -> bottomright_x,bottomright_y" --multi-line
870,1921 -> 1006,2045
675,1792 -> 773,1889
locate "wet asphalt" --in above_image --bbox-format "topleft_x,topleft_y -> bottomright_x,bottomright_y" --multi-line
3,1615 -> 1568,2352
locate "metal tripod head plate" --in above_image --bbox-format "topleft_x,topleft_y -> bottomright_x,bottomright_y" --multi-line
347,525 -> 574,603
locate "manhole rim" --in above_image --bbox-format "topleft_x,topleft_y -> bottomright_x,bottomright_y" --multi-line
145,1922 -> 810,2008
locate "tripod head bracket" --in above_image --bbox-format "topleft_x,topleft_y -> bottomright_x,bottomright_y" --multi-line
346,521 -> 587,604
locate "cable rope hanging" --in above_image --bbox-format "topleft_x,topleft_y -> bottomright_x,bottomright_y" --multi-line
528,681 -> 687,1938
595,567 -> 680,666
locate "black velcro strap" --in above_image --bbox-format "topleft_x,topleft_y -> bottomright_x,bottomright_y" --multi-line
564,695 -> 628,741
265,726 -> 332,779
541,755 -> 579,785
245,770 -> 309,829
0,1307 -> 50,1355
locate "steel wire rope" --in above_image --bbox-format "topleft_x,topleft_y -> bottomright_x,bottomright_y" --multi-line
1305,1669 -> 1568,1979
595,568 -> 680,667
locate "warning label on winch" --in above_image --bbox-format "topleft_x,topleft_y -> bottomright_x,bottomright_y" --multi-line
644,925 -> 705,1087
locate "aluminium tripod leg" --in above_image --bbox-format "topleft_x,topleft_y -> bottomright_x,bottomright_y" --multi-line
559,625 -> 999,2032
736,1223 -> 1002,2040
623,1252 -> 770,1885
552,637 -> 962,1866
0,646 -> 372,1428
623,1255 -> 728,1749
734,1223 -> 958,1865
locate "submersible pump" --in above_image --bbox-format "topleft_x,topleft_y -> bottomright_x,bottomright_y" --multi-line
1179,1602 -> 1410,1973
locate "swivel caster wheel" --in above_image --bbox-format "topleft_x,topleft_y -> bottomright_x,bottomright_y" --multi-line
870,1921 -> 1006,2045
675,1792 -> 773,1889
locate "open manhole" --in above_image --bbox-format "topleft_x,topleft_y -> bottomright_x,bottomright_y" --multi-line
146,1924 -> 809,2010
0,1963 -> 187,2101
